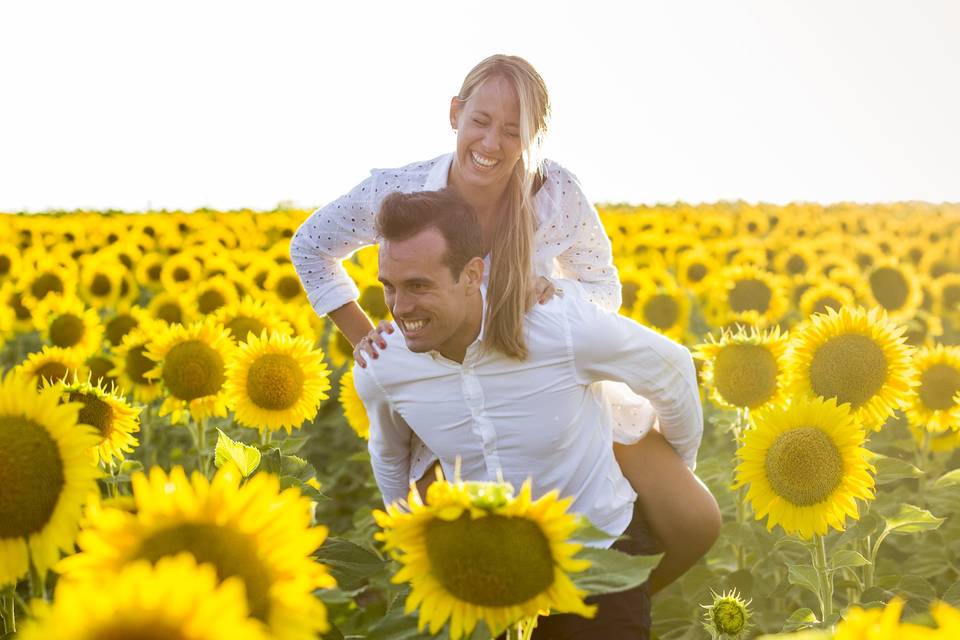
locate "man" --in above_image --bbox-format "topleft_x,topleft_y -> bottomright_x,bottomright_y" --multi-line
354,188 -> 714,638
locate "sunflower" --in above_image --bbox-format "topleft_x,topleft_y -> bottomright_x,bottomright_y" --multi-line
146,291 -> 195,327
374,479 -> 595,640
134,251 -> 166,290
787,306 -> 916,430
58,465 -> 334,639
630,281 -> 690,341
265,263 -> 307,306
85,353 -> 119,391
339,368 -> 369,440
160,251 -> 204,293
56,376 -> 141,464
212,295 -> 292,344
109,328 -> 163,403
20,555 -> 268,640
102,305 -> 154,348
902,310 -> 945,348
773,244 -> 816,280
934,272 -> 960,322
14,346 -> 88,389
188,274 -> 241,317
224,331 -> 330,434
0,373 -> 100,586
144,320 -> 238,424
705,265 -> 789,329
275,302 -> 319,345
904,345 -> 960,433
700,589 -> 752,639
17,256 -> 79,310
798,280 -> 855,319
115,269 -> 140,309
0,281 -> 35,333
676,248 -> 719,295
32,294 -> 104,357
863,259 -> 923,321
77,256 -> 122,309
0,243 -> 22,286
695,326 -> 791,411
734,396 -> 875,539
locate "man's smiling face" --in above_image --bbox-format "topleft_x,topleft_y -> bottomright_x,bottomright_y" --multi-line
378,226 -> 482,359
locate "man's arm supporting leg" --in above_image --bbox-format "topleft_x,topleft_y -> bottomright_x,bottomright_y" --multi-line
613,429 -> 722,596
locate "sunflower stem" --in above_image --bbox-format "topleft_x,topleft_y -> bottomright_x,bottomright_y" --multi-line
197,416 -> 210,477
107,459 -> 119,498
260,428 -> 272,446
863,534 -> 875,590
811,534 -> 833,622
733,408 -> 748,571
0,585 -> 15,634
916,429 -> 931,506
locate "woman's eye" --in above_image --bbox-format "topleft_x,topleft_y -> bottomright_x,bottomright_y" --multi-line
472,118 -> 486,126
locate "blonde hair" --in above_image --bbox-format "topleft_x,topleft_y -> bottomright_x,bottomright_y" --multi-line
456,54 -> 551,359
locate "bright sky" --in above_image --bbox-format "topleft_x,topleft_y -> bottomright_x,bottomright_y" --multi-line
1,1 -> 958,213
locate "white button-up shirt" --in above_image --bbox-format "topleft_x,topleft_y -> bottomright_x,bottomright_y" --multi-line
354,293 -> 704,546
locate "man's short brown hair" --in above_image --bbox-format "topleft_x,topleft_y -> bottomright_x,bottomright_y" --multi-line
375,189 -> 484,279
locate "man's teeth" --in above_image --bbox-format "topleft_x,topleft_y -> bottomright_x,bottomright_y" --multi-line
471,151 -> 498,167
403,320 -> 426,331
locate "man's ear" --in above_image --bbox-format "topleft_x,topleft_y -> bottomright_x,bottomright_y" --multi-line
462,256 -> 485,293
449,96 -> 463,130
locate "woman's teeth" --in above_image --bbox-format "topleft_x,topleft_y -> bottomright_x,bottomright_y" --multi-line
402,319 -> 426,332
471,151 -> 499,168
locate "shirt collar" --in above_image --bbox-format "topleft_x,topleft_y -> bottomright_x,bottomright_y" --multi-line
424,153 -> 454,190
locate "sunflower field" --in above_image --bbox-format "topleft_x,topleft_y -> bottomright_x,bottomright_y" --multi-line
2,201 -> 960,639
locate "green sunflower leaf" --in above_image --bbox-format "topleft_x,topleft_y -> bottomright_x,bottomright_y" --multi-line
571,548 -> 663,595
313,537 -> 387,591
829,549 -> 870,571
933,468 -> 960,489
882,504 -> 945,535
786,564 -> 820,598
781,607 -> 819,632
867,451 -> 923,484
214,428 -> 261,477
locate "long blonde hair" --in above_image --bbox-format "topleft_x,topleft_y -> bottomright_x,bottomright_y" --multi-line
456,54 -> 551,359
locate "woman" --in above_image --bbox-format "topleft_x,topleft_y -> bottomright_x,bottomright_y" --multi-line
290,54 -> 720,597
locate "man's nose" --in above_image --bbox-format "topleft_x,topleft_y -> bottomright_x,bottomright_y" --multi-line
392,290 -> 413,316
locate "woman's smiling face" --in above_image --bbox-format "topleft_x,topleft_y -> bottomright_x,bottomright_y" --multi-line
449,75 -> 524,194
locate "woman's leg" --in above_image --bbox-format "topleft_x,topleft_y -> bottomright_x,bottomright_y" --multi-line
613,429 -> 722,595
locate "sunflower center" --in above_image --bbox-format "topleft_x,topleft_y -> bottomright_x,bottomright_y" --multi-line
156,302 -> 183,325
424,513 -> 555,607
87,355 -> 118,389
712,600 -> 747,634
359,286 -> 389,318
713,344 -> 779,408
226,316 -> 266,342
869,267 -> 909,311
48,313 -> 85,348
643,294 -> 680,330
106,314 -> 138,346
245,353 -> 305,410
276,275 -> 303,301
764,426 -> 843,506
197,289 -> 227,315
31,272 -> 64,299
785,255 -> 806,275
161,340 -> 226,401
132,522 -> 272,621
0,415 -> 66,537
729,279 -> 771,314
173,267 -> 191,282
0,254 -> 10,275
12,292 -> 32,320
126,345 -> 155,385
34,361 -> 70,387
69,391 -> 114,437
147,264 -> 162,281
90,274 -> 112,296
813,297 -> 842,316
944,284 -> 960,311
621,281 -> 640,309
91,622 -> 188,640
687,263 -> 707,283
919,363 -> 960,411
809,334 -> 888,408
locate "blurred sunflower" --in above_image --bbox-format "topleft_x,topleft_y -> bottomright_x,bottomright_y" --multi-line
14,346 -> 88,389
57,375 -> 141,464
103,305 -> 153,348
374,479 -> 595,640
213,295 -> 293,344
115,269 -> 140,308
902,310 -> 944,348
735,396 -> 875,539
1,281 -> 35,333
134,251 -> 165,290
934,272 -> 960,322
863,259 -> 923,321
160,251 -> 204,293
676,248 -> 719,294
85,353 -> 119,391
243,255 -> 277,294
339,368 -> 369,440
78,256 -> 122,309
109,328 -> 163,403
773,244 -> 816,280
695,326 -> 791,411
787,306 -> 916,430
146,291 -> 194,327
58,465 -> 334,639
20,555 -> 268,640
265,263 -> 307,306
357,277 -> 390,321
905,345 -> 960,433
144,320 -> 238,424
705,265 -> 789,329
18,255 -> 79,310
798,280 -> 855,319
325,327 -> 354,369
187,274 -> 242,317
631,281 -> 690,341
0,373 -> 100,586
224,331 -> 330,434
33,294 -> 104,357
0,242 -> 22,286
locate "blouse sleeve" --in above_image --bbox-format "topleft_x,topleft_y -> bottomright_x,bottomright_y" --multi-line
289,172 -> 380,317
548,168 -> 622,313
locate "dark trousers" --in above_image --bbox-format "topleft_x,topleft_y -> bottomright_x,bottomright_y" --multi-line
530,500 -> 661,640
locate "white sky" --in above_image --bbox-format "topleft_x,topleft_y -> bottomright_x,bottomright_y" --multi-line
1,1 -> 958,212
